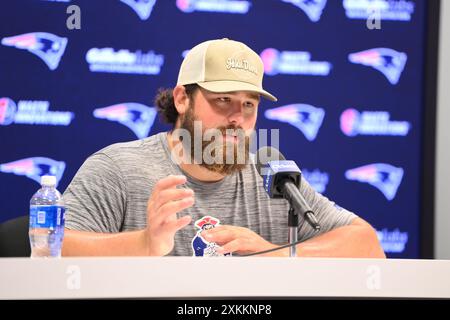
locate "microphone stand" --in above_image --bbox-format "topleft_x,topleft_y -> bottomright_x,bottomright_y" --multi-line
288,207 -> 298,257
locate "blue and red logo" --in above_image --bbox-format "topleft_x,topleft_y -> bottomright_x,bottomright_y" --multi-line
340,108 -> 411,137
0,157 -> 66,186
281,0 -> 327,22
345,163 -> 404,201
265,104 -> 325,141
260,48 -> 332,76
349,48 -> 407,85
0,98 -> 17,126
120,0 -> 157,20
192,216 -> 231,257
1,32 -> 67,70
93,103 -> 157,139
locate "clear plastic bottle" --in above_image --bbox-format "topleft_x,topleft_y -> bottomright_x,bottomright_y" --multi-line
29,175 -> 65,258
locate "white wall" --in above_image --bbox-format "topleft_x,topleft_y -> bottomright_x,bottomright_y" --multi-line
435,0 -> 450,259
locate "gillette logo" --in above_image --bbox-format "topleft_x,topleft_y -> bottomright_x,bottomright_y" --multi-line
261,49 -> 332,76
343,0 -> 415,22
0,157 -> 66,186
86,48 -> 164,75
376,228 -> 408,253
120,0 -> 157,20
302,169 -> 329,193
340,108 -> 411,137
176,0 -> 251,14
265,104 -> 325,141
349,48 -> 407,85
93,103 -> 157,139
1,32 -> 67,70
0,98 -> 74,126
281,0 -> 327,22
345,163 -> 404,201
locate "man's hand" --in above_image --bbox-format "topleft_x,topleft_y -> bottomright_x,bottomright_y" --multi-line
146,175 -> 194,256
202,225 -> 281,257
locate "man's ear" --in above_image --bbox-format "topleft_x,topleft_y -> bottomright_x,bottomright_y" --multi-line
173,85 -> 191,115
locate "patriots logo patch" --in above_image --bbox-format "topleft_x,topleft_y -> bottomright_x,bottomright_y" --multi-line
192,216 -> 231,257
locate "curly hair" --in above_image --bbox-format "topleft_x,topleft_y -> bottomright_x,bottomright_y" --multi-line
154,84 -> 199,125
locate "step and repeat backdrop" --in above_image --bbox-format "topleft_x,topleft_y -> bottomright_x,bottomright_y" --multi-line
0,0 -> 429,258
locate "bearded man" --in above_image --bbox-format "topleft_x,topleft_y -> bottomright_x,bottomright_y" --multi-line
62,38 -> 384,258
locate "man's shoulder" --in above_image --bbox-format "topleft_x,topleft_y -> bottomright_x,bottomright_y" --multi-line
94,132 -> 166,160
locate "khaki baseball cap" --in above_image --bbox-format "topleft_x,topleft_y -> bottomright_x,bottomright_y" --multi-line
177,38 -> 277,101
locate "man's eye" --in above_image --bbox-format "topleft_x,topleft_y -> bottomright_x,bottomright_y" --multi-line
244,102 -> 255,108
217,97 -> 231,103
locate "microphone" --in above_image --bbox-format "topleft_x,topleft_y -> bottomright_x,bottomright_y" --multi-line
255,146 -> 321,231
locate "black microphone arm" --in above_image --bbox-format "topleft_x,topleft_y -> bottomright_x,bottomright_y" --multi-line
255,146 -> 321,231
280,178 -> 320,231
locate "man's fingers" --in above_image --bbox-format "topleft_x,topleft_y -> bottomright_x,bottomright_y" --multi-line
164,215 -> 192,233
147,175 -> 190,218
153,188 -> 194,211
202,229 -> 234,245
153,197 -> 194,226
149,175 -> 187,201
217,239 -> 246,255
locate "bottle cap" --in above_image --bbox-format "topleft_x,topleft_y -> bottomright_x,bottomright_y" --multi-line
41,175 -> 56,186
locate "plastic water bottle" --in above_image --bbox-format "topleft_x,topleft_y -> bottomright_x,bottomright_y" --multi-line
29,175 -> 65,258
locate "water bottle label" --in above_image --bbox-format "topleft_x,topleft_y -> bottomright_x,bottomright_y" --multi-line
30,206 -> 65,228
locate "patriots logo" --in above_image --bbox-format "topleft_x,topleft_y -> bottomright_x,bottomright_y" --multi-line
265,104 -> 325,141
192,216 -> 231,257
281,0 -> 328,22
349,48 -> 408,85
1,32 -> 68,70
0,97 -> 17,126
0,157 -> 66,186
120,0 -> 157,20
345,163 -> 404,201
93,103 -> 157,139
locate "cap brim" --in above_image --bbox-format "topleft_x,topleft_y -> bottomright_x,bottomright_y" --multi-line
197,80 -> 277,102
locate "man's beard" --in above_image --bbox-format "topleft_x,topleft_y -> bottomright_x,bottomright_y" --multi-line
179,104 -> 250,176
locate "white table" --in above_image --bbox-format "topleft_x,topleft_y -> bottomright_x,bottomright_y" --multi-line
1,257 -> 449,299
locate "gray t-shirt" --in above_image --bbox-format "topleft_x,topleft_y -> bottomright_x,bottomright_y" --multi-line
64,132 -> 358,256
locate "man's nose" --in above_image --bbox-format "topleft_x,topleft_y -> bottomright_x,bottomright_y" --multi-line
227,104 -> 245,126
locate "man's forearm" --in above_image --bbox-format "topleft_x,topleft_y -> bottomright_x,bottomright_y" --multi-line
267,218 -> 386,258
296,218 -> 386,258
62,229 -> 149,256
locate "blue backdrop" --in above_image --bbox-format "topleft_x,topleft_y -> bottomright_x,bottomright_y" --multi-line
0,0 -> 428,258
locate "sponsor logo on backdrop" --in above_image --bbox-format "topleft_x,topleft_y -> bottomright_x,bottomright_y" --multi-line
376,228 -> 408,253
86,48 -> 164,75
93,103 -> 157,139
0,98 -> 74,126
302,169 -> 329,193
343,0 -> 415,21
260,48 -> 332,76
345,163 -> 404,201
1,32 -> 67,70
176,0 -> 251,14
340,108 -> 411,137
120,0 -> 157,20
349,48 -> 407,85
281,0 -> 327,22
0,157 -> 66,185
265,104 -> 325,141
